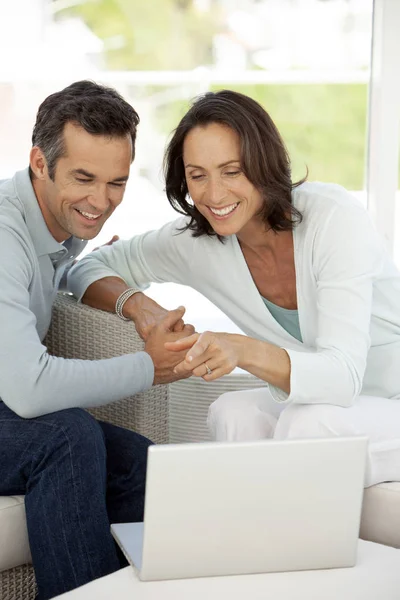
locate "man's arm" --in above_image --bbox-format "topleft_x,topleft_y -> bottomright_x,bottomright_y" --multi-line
68,218 -> 196,339
0,228 -> 188,419
82,276 -> 187,341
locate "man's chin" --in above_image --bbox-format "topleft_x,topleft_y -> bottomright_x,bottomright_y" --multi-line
71,219 -> 106,241
78,229 -> 103,241
66,224 -> 103,241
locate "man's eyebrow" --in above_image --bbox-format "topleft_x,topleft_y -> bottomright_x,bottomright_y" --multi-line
70,168 -> 96,178
184,160 -> 240,169
69,169 -> 129,183
111,175 -> 129,182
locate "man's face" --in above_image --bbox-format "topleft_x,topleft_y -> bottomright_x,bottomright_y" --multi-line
31,122 -> 133,242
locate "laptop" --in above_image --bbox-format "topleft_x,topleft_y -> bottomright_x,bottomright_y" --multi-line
111,436 -> 367,581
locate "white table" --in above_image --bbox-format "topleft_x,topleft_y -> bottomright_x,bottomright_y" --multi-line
55,541 -> 400,600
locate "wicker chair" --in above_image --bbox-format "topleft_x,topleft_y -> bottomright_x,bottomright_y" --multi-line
1,293 -> 399,600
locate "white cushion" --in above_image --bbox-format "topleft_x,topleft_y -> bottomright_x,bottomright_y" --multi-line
0,495 -> 31,571
0,482 -> 399,573
361,482 -> 400,548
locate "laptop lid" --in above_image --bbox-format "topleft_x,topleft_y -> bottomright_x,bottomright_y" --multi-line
114,437 -> 367,581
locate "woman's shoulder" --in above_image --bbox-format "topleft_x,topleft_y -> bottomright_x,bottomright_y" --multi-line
155,216 -> 232,252
292,181 -> 383,256
292,181 -> 365,217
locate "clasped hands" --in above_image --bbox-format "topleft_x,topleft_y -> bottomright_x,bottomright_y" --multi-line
165,331 -> 242,381
134,297 -> 241,384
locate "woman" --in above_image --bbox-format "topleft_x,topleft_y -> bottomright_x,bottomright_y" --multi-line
69,90 -> 400,487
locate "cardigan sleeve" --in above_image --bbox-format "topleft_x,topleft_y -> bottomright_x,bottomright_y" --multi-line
269,203 -> 386,407
68,217 -> 195,300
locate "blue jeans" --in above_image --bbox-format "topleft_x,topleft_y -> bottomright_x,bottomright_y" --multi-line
0,401 -> 153,600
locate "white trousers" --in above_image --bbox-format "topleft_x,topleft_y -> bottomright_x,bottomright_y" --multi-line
207,387 -> 400,487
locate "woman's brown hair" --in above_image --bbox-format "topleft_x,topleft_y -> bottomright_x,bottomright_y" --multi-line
164,89 -> 305,239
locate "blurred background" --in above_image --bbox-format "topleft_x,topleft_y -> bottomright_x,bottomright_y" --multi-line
0,0 -> 398,332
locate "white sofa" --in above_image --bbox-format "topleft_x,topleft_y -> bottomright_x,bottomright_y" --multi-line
1,294 -> 399,600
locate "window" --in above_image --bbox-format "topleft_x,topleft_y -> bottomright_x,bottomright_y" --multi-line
4,0 -> 393,332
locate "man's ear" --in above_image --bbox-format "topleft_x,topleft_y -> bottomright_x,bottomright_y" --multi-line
30,147 -> 47,180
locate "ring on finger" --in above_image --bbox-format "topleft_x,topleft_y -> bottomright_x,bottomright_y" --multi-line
204,362 -> 212,376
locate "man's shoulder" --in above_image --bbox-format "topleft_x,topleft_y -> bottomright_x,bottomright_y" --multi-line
0,200 -> 26,236
0,171 -> 22,210
0,184 -> 31,255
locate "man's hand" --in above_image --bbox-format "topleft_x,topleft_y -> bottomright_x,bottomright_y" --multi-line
126,294 -> 190,341
144,307 -> 196,385
165,331 -> 242,381
92,235 -> 120,252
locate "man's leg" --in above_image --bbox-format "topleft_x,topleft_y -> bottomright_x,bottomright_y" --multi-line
0,402 -> 149,600
98,420 -> 153,524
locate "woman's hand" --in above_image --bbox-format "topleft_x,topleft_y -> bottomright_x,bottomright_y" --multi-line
164,331 -> 243,381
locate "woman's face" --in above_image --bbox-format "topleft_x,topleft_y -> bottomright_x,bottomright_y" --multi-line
182,122 -> 264,237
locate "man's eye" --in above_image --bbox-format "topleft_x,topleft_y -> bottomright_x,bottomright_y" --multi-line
76,178 -> 92,184
110,182 -> 125,187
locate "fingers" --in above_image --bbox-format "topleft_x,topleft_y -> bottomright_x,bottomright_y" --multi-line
185,332 -> 213,362
191,360 -> 216,378
173,358 -> 228,382
164,333 -> 199,352
171,319 -> 195,334
183,323 -> 196,335
161,306 -> 186,331
200,367 -> 225,381
172,318 -> 185,332
93,235 -> 120,252
107,235 -> 120,244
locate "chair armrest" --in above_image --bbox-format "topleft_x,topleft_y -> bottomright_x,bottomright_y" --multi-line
44,293 -> 169,444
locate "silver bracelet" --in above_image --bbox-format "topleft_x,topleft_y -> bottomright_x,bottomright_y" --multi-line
115,288 -> 141,321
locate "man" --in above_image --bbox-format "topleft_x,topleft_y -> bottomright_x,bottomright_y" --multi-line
0,80 -> 192,600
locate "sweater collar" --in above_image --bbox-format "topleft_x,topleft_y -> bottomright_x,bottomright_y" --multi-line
13,168 -> 86,260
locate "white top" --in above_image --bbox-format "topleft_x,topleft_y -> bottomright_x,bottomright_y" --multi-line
68,182 -> 400,407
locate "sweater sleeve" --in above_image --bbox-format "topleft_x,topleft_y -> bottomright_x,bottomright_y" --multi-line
269,203 -> 385,407
0,227 -> 154,419
68,218 -> 195,300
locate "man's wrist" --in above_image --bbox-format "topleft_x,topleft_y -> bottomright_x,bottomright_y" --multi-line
122,291 -> 146,321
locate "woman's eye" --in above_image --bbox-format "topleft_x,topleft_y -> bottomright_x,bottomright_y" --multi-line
190,174 -> 204,180
225,171 -> 240,177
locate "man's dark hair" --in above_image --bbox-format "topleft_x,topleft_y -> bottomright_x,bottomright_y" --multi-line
164,89 -> 305,239
30,80 -> 140,180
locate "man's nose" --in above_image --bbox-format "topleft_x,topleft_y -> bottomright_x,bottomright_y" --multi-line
87,185 -> 109,212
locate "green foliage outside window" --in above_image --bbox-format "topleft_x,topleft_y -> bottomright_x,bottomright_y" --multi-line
60,0 -> 371,190
152,84 -> 369,190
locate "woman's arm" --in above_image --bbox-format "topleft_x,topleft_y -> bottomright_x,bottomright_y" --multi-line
68,218 -> 195,339
68,217 -> 194,301
166,332 -> 291,394
168,198 -> 387,405
271,199 -> 386,407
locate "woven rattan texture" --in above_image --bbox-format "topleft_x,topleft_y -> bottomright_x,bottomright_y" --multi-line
44,293 -> 169,444
170,373 -> 268,442
0,564 -> 37,600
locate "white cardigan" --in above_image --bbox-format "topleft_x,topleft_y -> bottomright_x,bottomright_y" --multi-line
69,182 -> 400,407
